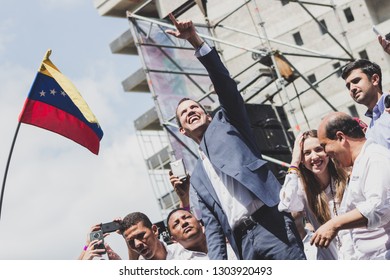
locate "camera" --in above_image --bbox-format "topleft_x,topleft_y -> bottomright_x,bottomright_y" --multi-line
88,221 -> 123,254
89,230 -> 105,252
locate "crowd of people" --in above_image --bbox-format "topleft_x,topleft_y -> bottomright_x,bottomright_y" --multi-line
79,14 -> 390,260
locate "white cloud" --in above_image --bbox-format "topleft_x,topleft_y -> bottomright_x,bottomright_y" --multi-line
0,2 -> 160,260
0,20 -> 15,55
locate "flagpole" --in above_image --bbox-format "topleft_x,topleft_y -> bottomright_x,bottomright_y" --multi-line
0,122 -> 21,220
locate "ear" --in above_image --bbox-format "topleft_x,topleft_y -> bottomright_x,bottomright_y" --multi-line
335,131 -> 345,142
198,220 -> 205,231
151,225 -> 159,237
179,126 -> 188,136
372,73 -> 380,87
206,114 -> 212,122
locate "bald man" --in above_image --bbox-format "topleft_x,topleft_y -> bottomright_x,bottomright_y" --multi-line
312,112 -> 390,259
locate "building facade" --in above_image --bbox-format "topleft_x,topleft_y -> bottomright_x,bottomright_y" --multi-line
94,0 -> 390,219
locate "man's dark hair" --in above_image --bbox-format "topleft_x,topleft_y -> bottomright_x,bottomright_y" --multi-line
121,212 -> 153,233
175,98 -> 208,128
325,114 -> 365,140
341,59 -> 382,91
166,207 -> 193,235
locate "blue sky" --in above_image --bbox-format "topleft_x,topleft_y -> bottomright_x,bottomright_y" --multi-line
0,0 -> 161,259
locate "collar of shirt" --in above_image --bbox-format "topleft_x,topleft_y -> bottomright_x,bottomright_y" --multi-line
365,92 -> 389,123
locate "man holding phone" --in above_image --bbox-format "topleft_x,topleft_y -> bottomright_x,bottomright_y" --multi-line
169,159 -> 191,210
375,26 -> 390,55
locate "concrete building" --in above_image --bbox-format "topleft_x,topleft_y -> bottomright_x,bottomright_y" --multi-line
94,0 -> 390,218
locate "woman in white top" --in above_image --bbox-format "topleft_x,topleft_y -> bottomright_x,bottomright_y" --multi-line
278,130 -> 348,260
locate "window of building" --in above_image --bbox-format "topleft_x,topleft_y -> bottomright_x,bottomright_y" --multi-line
344,7 -> 355,23
358,50 -> 369,60
307,74 -> 318,87
332,62 -> 342,77
293,32 -> 304,46
348,104 -> 359,118
318,19 -> 327,35
281,0 -> 290,6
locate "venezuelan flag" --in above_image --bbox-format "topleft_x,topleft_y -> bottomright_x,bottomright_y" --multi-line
18,50 -> 103,155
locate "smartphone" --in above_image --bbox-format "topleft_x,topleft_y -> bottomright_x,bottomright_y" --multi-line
170,159 -> 187,180
373,25 -> 383,37
101,221 -> 122,234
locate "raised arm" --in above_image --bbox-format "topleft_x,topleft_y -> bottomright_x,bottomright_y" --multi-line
166,13 -> 204,49
169,170 -> 191,209
378,35 -> 390,55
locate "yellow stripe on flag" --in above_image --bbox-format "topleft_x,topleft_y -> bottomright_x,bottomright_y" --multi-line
38,49 -> 98,124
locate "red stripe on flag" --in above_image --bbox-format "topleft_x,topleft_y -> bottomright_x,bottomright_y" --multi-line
19,99 -> 100,154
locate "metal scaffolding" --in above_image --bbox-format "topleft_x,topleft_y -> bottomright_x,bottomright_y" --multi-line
127,0 -> 355,217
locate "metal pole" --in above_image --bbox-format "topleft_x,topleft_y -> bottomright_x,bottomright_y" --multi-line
281,55 -> 338,111
329,0 -> 354,56
287,0 -> 333,8
262,154 -> 290,168
250,0 -> 297,151
216,24 -> 330,56
127,11 -> 269,57
0,122 -> 21,220
295,0 -> 354,59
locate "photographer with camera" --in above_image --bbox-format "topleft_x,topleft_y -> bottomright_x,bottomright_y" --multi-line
78,223 -> 122,260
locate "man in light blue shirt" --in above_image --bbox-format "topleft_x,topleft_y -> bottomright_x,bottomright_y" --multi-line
341,59 -> 390,149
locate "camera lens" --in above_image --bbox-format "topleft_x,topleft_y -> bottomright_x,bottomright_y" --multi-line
93,232 -> 100,239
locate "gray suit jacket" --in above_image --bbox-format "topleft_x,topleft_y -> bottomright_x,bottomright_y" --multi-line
191,49 -> 282,259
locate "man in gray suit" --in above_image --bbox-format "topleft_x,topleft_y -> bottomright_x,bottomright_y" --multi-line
166,14 -> 305,260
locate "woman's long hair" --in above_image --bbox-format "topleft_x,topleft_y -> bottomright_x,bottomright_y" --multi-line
299,130 -> 348,225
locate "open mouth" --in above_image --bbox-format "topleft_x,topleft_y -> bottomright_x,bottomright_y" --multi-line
188,115 -> 200,124
311,159 -> 324,168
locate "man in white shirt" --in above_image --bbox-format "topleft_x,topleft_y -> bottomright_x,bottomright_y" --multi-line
166,208 -> 208,260
121,211 -> 212,260
313,112 -> 390,259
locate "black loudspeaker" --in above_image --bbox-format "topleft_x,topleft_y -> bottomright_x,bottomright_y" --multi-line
245,104 -> 295,183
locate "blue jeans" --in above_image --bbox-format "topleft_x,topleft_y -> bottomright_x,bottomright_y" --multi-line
239,205 -> 306,260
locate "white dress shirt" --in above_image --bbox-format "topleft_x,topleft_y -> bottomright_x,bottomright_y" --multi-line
199,149 -> 264,230
339,138 -> 390,259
